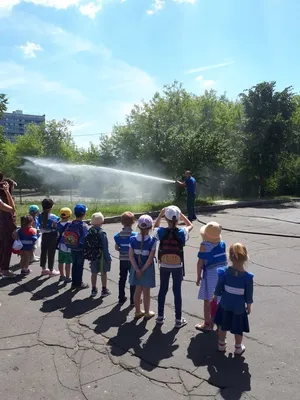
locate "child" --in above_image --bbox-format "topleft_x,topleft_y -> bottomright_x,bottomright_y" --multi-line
63,203 -> 89,290
84,212 -> 112,298
38,198 -> 60,277
57,208 -> 72,283
196,221 -> 227,332
18,215 -> 37,275
128,215 -> 156,319
114,211 -> 137,305
213,243 -> 253,355
29,204 -> 40,263
154,206 -> 193,328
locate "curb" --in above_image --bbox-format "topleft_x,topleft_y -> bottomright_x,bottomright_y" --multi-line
99,198 -> 300,225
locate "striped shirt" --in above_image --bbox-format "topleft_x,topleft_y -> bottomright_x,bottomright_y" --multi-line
114,228 -> 137,261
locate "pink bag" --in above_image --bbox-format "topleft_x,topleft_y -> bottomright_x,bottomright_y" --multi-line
210,298 -> 218,320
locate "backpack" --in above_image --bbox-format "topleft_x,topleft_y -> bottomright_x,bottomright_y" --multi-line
158,228 -> 184,266
63,221 -> 84,249
83,227 -> 103,261
56,222 -> 69,250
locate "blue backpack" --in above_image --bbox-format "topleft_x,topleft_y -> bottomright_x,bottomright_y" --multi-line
63,221 -> 84,250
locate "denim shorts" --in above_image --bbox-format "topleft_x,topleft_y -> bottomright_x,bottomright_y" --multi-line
90,259 -> 111,274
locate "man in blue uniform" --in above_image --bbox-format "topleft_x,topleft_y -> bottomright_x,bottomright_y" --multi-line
176,171 -> 197,221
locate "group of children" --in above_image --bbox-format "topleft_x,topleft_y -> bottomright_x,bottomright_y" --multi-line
15,199 -> 253,355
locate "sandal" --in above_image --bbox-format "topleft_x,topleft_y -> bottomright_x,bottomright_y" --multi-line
134,311 -> 145,319
195,323 -> 212,332
144,311 -> 155,320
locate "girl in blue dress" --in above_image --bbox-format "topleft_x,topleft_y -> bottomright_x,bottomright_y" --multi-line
213,243 -> 254,355
129,215 -> 157,320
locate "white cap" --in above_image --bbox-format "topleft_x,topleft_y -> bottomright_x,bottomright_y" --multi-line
165,206 -> 181,221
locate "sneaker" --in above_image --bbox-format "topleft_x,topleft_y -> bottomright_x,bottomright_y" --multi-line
49,270 -> 60,277
72,282 -> 89,290
2,271 -> 17,279
20,269 -> 32,275
101,288 -> 111,298
59,275 -> 66,282
91,287 -> 98,298
119,296 -> 127,304
144,311 -> 155,320
155,316 -> 165,325
41,269 -> 50,276
218,340 -> 227,352
234,344 -> 246,356
64,277 -> 72,283
175,318 -> 188,329
30,256 -> 40,264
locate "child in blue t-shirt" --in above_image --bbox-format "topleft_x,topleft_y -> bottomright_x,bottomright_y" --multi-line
38,198 -> 60,277
29,204 -> 40,263
154,206 -> 193,329
213,243 -> 254,356
114,211 -> 137,305
129,215 -> 156,320
18,215 -> 38,275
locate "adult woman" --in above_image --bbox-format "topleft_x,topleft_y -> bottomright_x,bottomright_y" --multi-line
0,177 -> 17,278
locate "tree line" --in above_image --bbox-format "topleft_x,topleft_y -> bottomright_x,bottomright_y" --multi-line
1,80 -> 300,198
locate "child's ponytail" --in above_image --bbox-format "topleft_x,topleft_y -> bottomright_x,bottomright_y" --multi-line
41,198 -> 54,229
229,243 -> 248,263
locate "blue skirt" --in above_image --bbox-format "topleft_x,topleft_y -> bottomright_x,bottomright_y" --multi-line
214,305 -> 249,336
129,263 -> 156,288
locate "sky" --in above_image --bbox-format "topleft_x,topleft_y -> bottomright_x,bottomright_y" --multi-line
1,0 -> 300,148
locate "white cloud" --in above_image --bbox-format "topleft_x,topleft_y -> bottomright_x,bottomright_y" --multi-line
147,0 -> 165,14
19,41 -> 43,58
0,61 -> 87,103
173,0 -> 196,3
201,79 -> 216,88
195,75 -> 216,88
186,61 -> 234,74
79,1 -> 102,19
0,0 -> 103,18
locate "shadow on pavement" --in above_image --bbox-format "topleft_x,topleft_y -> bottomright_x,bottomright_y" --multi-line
40,288 -> 76,313
94,304 -> 132,335
63,296 -> 103,319
106,317 -> 179,372
187,332 -> 251,400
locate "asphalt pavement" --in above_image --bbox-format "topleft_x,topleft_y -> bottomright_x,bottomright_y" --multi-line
1,204 -> 300,400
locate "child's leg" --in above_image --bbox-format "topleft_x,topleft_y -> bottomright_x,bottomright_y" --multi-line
118,260 -> 127,302
204,300 -> 211,326
21,251 -> 31,273
134,285 -> 143,314
234,334 -> 245,355
101,271 -> 107,289
218,328 -> 227,352
157,268 -> 170,319
58,263 -> 64,277
40,235 -> 48,271
91,272 -> 98,288
143,287 -> 154,317
65,264 -> 71,279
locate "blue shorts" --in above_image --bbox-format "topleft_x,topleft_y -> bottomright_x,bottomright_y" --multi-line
90,259 -> 111,274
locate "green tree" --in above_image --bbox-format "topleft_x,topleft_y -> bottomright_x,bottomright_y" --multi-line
239,81 -> 295,197
0,93 -> 8,119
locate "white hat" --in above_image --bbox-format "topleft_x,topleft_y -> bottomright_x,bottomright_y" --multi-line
138,214 -> 153,229
165,206 -> 181,221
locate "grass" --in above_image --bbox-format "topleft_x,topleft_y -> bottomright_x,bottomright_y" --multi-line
14,198 -> 214,220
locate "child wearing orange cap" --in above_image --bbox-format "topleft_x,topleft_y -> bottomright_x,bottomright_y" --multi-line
57,208 -> 72,283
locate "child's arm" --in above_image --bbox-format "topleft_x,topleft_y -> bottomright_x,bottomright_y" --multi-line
245,274 -> 254,314
129,247 -> 139,272
196,244 -> 205,285
115,244 -> 120,251
180,212 -> 193,231
113,233 -> 120,251
102,232 -> 111,263
213,268 -> 226,300
154,208 -> 165,228
141,249 -> 156,273
29,228 -> 38,243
